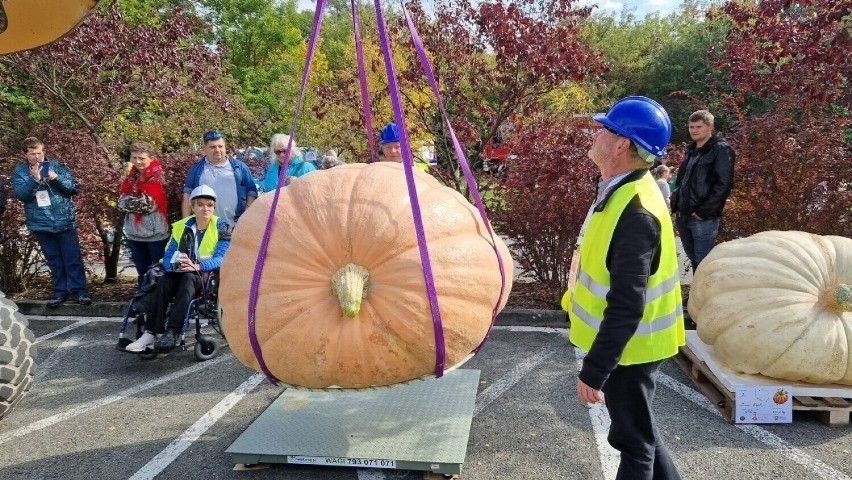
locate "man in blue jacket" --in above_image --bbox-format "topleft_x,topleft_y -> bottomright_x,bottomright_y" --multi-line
182,130 -> 258,226
12,137 -> 90,307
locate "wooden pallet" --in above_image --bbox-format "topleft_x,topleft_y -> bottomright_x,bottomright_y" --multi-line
673,345 -> 852,427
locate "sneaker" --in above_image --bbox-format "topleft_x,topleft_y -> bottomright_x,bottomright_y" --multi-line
125,332 -> 157,353
76,295 -> 92,306
154,330 -> 177,352
46,296 -> 68,308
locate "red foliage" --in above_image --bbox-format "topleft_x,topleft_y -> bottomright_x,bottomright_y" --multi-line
716,0 -> 851,110
159,152 -> 202,224
491,115 -> 598,305
0,4 -> 230,161
316,0 -> 605,197
721,105 -> 852,239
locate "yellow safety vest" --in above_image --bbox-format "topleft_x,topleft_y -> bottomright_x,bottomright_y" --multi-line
171,216 -> 220,261
567,172 -> 685,365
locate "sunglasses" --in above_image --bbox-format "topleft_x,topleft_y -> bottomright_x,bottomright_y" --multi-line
274,149 -> 289,155
203,130 -> 224,142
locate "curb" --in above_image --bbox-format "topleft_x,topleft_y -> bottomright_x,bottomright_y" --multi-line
12,300 -> 567,327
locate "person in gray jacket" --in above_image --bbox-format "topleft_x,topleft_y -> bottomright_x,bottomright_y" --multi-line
12,137 -> 90,307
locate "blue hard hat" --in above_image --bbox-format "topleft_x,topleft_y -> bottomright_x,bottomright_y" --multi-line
380,123 -> 400,144
594,96 -> 672,157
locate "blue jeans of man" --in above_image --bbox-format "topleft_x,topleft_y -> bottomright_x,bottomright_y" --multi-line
602,361 -> 681,480
34,229 -> 89,299
675,214 -> 720,270
126,238 -> 168,286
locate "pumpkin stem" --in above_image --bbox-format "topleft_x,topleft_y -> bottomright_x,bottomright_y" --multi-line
834,284 -> 852,312
331,263 -> 370,318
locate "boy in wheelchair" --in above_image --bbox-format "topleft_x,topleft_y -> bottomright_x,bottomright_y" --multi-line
125,185 -> 231,353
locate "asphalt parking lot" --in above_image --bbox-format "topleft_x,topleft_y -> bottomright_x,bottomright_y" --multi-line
1,317 -> 851,479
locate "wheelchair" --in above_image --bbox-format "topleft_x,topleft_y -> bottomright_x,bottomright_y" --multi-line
115,265 -> 225,361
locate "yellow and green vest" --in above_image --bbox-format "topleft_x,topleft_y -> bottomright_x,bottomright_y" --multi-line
171,216 -> 220,261
567,172 -> 685,365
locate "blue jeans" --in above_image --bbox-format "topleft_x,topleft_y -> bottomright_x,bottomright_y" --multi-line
126,238 -> 168,286
34,229 -> 88,299
675,214 -> 720,269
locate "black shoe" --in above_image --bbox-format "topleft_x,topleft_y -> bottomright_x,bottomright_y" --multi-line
154,330 -> 177,352
76,295 -> 92,306
46,296 -> 68,308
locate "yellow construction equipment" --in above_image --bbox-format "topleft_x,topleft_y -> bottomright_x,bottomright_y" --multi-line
0,0 -> 102,55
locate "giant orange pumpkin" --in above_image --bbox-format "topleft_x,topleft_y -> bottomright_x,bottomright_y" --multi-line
220,162 -> 513,388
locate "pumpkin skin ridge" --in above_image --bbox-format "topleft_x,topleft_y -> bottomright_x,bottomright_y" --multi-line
762,309 -> 851,384
763,307 -> 852,385
694,240 -> 826,293
693,288 -> 817,345
690,231 -> 852,385
221,161 -> 514,388
346,165 -> 488,271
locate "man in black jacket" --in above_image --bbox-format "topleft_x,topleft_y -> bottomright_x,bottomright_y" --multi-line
670,110 -> 735,269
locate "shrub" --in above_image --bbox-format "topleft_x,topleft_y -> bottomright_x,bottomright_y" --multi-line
490,116 -> 598,306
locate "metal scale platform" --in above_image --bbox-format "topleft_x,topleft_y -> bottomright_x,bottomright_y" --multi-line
227,369 -> 480,476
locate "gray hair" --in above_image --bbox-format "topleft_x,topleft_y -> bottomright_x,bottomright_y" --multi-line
689,110 -> 714,125
268,133 -> 303,163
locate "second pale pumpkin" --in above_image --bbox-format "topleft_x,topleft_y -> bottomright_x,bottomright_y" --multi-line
690,231 -> 852,385
220,162 -> 513,388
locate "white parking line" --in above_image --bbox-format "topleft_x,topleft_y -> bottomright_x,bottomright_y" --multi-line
574,347 -> 620,480
474,348 -> 553,417
658,372 -> 851,480
0,354 -> 231,446
129,373 -> 266,480
492,325 -> 568,335
33,335 -> 82,383
34,319 -> 98,344
27,315 -> 124,322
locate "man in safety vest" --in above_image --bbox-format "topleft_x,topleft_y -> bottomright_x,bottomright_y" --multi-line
125,185 -> 232,353
563,96 -> 685,479
378,122 -> 429,172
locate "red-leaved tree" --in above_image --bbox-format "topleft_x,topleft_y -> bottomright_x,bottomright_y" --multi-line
722,105 -> 852,239
490,115 -> 598,306
709,0 -> 851,239
317,0 -> 605,198
0,3 -> 230,162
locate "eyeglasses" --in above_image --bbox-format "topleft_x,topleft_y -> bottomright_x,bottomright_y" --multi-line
203,130 -> 224,142
602,126 -> 623,137
274,149 -> 288,155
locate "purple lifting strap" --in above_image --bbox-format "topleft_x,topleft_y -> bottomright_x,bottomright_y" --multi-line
374,0 -> 446,377
246,0 -> 329,385
351,0 -> 377,162
402,4 -> 507,352
246,0 -> 504,384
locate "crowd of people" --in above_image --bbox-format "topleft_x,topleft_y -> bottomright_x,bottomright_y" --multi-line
2,104 -> 737,476
3,123 -> 428,350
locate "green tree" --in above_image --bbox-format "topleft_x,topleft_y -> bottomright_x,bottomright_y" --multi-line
198,0 -> 333,144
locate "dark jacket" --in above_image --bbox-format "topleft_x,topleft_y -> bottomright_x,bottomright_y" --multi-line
0,177 -> 6,216
578,169 -> 662,390
12,160 -> 79,233
670,136 -> 735,219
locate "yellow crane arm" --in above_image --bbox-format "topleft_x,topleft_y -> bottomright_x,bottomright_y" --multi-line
0,0 -> 102,55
